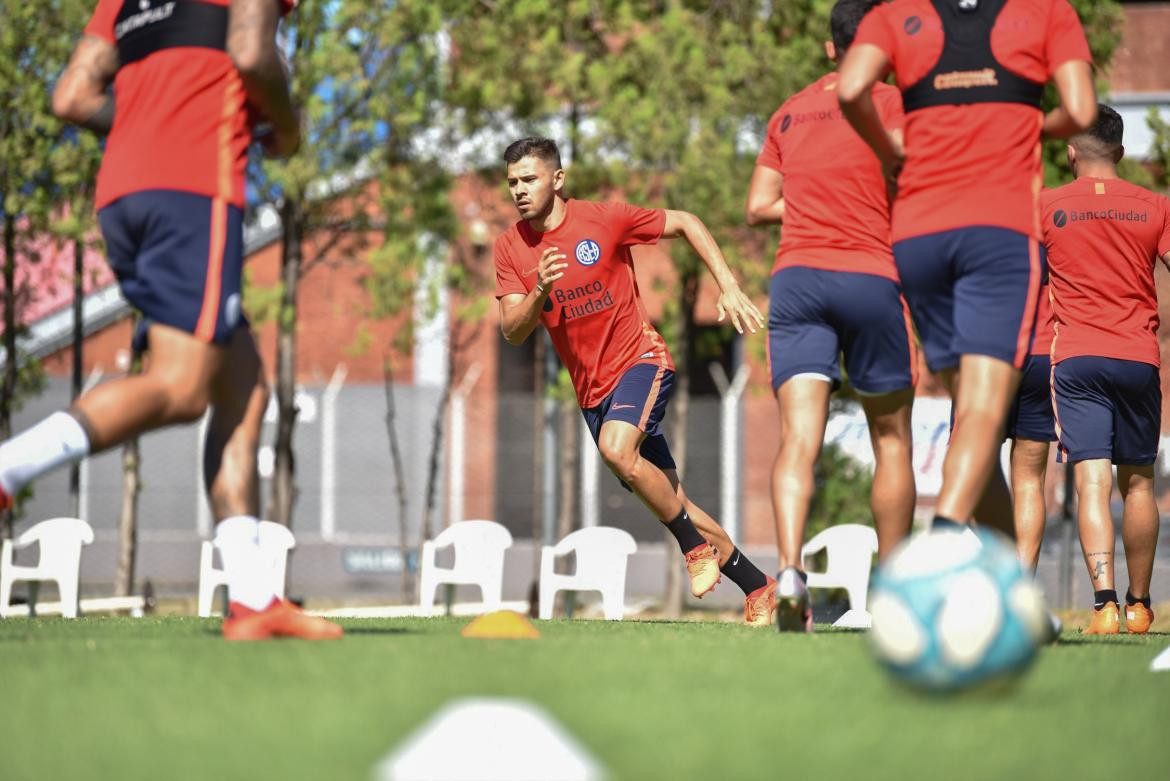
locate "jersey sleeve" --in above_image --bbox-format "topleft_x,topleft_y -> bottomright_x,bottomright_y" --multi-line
852,5 -> 897,65
84,0 -> 120,44
494,237 -> 527,300
1158,197 -> 1170,258
1045,0 -> 1092,74
755,110 -> 785,172
612,202 -> 666,246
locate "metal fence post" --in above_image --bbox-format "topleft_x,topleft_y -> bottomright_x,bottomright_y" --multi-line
196,411 -> 212,537
77,368 -> 103,523
447,363 -> 482,528
710,362 -> 750,545
320,363 -> 348,541
580,416 -> 600,528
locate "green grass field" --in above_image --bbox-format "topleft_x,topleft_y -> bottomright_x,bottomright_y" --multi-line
0,616 -> 1166,780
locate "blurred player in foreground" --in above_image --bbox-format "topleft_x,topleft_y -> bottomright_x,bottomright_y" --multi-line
0,0 -> 341,640
837,0 -> 1096,530
1043,106 -> 1170,634
494,137 -> 776,625
745,0 -> 916,632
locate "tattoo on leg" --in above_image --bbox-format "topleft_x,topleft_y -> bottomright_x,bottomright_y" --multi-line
1092,559 -> 1108,581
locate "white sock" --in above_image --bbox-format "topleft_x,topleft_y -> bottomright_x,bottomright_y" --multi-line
213,515 -> 278,611
0,411 -> 91,495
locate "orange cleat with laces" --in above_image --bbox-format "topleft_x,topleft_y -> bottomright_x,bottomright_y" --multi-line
1125,602 -> 1153,634
684,544 -> 721,598
744,577 -> 777,627
1083,601 -> 1120,635
222,598 -> 344,641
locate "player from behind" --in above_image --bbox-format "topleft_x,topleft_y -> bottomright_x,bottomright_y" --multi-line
837,0 -> 1097,531
495,138 -> 777,625
745,0 -> 916,632
0,0 -> 342,640
1044,106 -> 1169,634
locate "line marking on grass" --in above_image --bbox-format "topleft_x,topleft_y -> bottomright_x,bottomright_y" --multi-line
1151,646 -> 1170,672
375,697 -> 605,781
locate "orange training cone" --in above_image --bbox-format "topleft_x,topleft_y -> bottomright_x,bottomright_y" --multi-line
461,610 -> 541,639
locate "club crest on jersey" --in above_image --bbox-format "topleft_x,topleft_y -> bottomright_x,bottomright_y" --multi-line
575,239 -> 602,266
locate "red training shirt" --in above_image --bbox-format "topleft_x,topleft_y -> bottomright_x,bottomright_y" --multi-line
853,0 -> 1091,242
86,0 -> 296,210
1042,178 -> 1170,367
1031,283 -> 1054,356
495,200 -> 674,409
757,73 -> 902,280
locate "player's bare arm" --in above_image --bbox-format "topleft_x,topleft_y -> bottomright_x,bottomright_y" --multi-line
745,167 -> 785,226
1042,60 -> 1097,139
52,34 -> 118,134
661,210 -> 765,335
837,43 -> 904,185
228,0 -> 299,158
499,246 -> 568,345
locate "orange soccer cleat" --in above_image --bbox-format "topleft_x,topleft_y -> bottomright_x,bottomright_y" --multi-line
1083,601 -> 1120,635
222,598 -> 344,642
684,543 -> 721,598
1124,602 -> 1154,634
744,577 -> 777,628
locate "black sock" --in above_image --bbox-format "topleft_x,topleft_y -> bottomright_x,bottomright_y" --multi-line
1125,590 -> 1151,609
720,548 -> 768,596
664,509 -> 706,553
931,515 -> 963,531
1093,589 -> 1118,610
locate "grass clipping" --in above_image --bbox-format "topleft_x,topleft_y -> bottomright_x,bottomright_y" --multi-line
461,610 -> 541,639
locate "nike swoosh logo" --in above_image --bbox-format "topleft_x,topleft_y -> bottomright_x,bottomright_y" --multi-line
731,554 -> 740,566
612,403 -> 636,410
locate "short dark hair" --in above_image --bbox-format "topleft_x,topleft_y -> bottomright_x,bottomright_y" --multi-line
830,0 -> 882,53
503,137 -> 562,169
1072,104 -> 1124,161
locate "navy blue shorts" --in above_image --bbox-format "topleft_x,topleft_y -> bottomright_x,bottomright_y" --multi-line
1053,356 -> 1161,465
894,227 -> 1042,373
1007,354 -> 1056,442
582,363 -> 677,489
98,190 -> 245,346
767,267 -> 917,394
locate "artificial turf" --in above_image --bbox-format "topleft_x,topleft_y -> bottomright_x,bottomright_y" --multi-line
0,616 -> 1165,780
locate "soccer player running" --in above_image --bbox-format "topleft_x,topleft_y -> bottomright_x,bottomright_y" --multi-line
2,0 -> 342,640
837,0 -> 1097,531
1044,105 -> 1169,635
745,0 -> 917,632
495,138 -> 777,625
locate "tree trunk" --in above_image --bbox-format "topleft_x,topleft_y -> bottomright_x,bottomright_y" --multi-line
1,216 -> 16,539
269,199 -> 302,528
663,269 -> 699,618
382,360 -> 412,600
69,238 -> 84,517
114,342 -> 143,597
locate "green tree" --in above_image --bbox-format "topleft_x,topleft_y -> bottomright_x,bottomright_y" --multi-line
249,1 -> 449,527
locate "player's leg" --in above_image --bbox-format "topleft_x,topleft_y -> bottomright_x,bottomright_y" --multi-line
660,468 -> 776,625
972,461 -> 1015,538
1010,439 -> 1050,569
1054,356 -> 1121,633
1111,359 -> 1160,633
859,389 -> 915,559
771,377 -> 831,569
838,272 -> 918,560
1117,466 -> 1157,633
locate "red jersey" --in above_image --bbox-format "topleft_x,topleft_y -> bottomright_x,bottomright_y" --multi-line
1042,178 -> 1170,367
85,0 -> 295,210
757,73 -> 902,280
853,0 -> 1091,243
494,200 -> 673,408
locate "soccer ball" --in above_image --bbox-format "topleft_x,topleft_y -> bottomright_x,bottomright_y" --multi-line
868,527 -> 1049,692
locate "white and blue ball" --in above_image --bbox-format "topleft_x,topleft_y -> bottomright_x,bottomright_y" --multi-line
869,527 -> 1048,692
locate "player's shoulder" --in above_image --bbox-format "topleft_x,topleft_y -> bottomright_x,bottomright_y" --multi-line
1040,180 -> 1082,208
493,222 -> 527,258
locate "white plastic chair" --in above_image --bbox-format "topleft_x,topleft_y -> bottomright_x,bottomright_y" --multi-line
418,520 -> 513,614
199,521 -> 295,617
0,517 -> 95,619
801,524 -> 878,629
539,527 -> 637,621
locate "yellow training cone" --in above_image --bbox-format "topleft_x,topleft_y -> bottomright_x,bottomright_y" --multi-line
461,610 -> 540,639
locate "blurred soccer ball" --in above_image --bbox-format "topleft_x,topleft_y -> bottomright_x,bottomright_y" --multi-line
869,527 -> 1048,692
